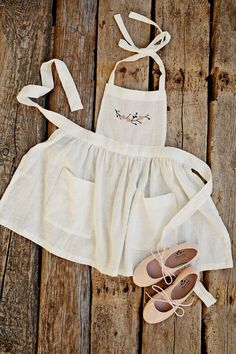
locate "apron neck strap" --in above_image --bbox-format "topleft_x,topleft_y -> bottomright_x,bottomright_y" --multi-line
108,11 -> 171,90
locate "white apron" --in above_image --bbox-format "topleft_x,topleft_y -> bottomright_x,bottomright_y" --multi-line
0,12 -> 233,307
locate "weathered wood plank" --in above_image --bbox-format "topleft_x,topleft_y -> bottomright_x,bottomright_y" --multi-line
37,1 -> 98,353
91,1 -> 151,353
203,1 -> 236,353
0,1 -> 52,353
142,1 -> 210,353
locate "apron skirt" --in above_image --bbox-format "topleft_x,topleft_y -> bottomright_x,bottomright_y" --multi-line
0,125 -> 232,278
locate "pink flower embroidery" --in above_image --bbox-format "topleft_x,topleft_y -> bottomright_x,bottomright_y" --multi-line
115,110 -> 150,125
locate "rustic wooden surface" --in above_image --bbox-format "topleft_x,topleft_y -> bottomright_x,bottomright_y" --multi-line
0,1 -> 235,353
203,1 -> 236,353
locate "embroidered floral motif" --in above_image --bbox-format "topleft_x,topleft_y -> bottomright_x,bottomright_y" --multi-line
115,109 -> 150,125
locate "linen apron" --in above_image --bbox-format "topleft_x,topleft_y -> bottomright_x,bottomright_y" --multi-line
0,12 -> 233,307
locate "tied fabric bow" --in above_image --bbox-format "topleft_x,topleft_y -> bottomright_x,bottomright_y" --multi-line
146,284 -> 194,318
150,247 -> 176,285
114,11 -> 171,61
111,12 -> 171,90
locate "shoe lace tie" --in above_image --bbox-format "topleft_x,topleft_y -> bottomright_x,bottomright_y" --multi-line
146,284 -> 194,317
150,247 -> 176,285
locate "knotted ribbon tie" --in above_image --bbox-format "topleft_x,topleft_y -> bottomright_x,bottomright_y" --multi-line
109,11 -> 171,89
150,248 -> 176,285
146,284 -> 194,318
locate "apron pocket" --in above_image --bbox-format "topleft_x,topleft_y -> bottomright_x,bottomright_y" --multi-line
128,190 -> 178,251
44,167 -> 95,238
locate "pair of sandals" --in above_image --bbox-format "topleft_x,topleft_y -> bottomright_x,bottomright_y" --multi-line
133,243 -> 199,324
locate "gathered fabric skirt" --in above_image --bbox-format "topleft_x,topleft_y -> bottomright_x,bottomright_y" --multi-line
0,124 -> 233,277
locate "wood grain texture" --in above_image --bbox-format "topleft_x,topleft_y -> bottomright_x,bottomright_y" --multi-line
142,2 -> 210,353
203,0 -> 236,353
91,1 -> 151,353
0,1 -> 52,353
38,1 -> 98,353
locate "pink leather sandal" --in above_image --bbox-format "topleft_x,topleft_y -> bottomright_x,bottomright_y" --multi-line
133,243 -> 199,287
143,266 -> 199,324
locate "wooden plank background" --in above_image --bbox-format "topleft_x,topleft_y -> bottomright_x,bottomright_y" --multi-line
0,0 -> 235,353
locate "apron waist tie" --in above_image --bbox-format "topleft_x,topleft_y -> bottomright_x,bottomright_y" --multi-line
16,59 -> 83,130
194,281 -> 216,307
158,155 -> 217,307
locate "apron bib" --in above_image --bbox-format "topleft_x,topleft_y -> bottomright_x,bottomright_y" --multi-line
96,12 -> 170,146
